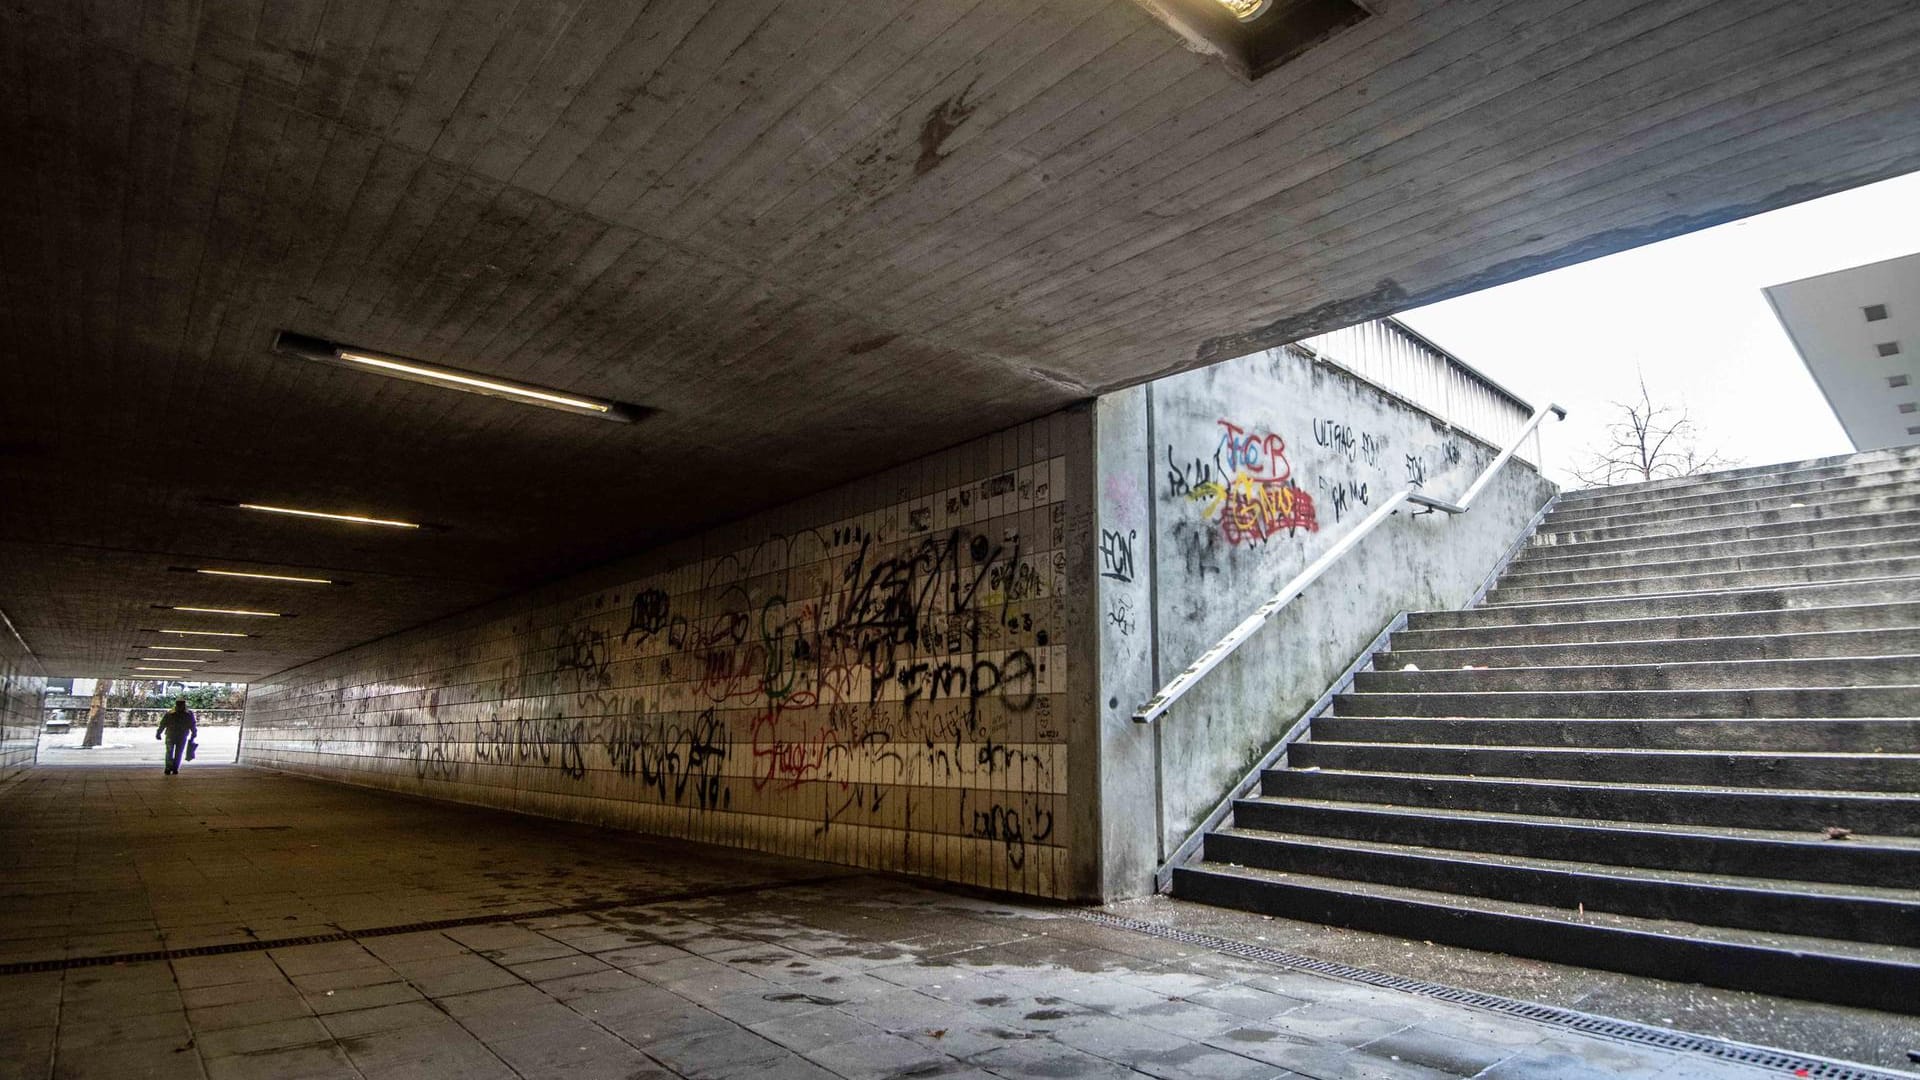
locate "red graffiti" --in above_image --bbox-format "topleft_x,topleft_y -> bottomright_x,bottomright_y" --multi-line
1217,474 -> 1317,544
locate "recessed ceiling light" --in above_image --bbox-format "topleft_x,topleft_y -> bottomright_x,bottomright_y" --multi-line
168,606 -> 283,617
137,657 -> 208,663
272,331 -> 636,422
147,645 -> 226,652
1214,0 -> 1271,18
158,629 -> 249,638
134,666 -> 194,673
238,503 -> 421,529
196,568 -> 334,584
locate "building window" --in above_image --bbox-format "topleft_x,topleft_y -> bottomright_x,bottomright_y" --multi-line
1864,304 -> 1889,321
1877,342 -> 1901,357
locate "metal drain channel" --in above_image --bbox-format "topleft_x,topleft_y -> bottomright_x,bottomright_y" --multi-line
0,872 -> 855,977
1072,910 -> 1917,1080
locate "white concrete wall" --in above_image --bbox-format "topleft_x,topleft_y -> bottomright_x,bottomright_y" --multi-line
1095,346 -> 1557,897
244,410 -> 1097,900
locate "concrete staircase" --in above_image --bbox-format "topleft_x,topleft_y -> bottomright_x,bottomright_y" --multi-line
1173,447 -> 1920,1013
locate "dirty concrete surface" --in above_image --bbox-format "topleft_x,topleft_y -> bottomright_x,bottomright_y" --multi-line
1,765 -> 1909,1079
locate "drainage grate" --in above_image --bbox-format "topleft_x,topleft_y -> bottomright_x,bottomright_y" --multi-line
1071,910 -> 1916,1080
0,872 -> 854,977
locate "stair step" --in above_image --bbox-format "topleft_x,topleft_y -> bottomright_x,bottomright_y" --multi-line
1176,450 -> 1920,1012
1332,685 -> 1920,719
1378,627 -> 1920,668
1170,863 -> 1920,1013
1396,603 -> 1920,648
1552,446 -> 1920,507
1201,829 -> 1920,945
1507,522 -> 1920,574
1290,742 -> 1920,790
1487,556 -> 1920,604
1353,656 -> 1920,691
1538,494 -> 1920,547
1545,464 -> 1920,520
1310,716 -> 1920,752
1543,479 -> 1920,537
1429,579 -> 1920,626
1226,799 -> 1920,887
1261,768 -> 1920,835
1501,537 -> 1920,588
1525,508 -> 1920,558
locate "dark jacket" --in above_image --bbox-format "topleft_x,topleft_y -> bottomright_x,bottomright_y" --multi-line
156,707 -> 197,742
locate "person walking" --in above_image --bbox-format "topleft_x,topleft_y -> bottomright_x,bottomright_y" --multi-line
155,699 -> 197,775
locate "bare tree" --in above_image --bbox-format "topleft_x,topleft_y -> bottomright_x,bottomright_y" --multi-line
1572,378 -> 1737,488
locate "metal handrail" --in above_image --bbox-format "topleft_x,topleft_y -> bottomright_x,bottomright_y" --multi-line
1133,403 -> 1566,724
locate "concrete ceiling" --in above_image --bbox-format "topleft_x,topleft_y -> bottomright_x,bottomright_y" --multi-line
6,0 -> 1920,681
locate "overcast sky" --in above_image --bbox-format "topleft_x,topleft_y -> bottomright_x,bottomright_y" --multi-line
1393,169 -> 1920,487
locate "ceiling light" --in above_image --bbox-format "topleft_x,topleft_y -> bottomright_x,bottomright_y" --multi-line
147,646 -> 225,652
138,657 -> 208,663
238,503 -> 420,529
272,331 -> 634,422
169,606 -> 282,617
197,568 -> 334,584
1214,0 -> 1272,18
158,629 -> 249,638
134,667 -> 194,673
338,351 -> 618,415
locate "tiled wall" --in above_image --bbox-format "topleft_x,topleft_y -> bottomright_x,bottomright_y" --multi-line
243,413 -> 1092,898
0,614 -> 43,780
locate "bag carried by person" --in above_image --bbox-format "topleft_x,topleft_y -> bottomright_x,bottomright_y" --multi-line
186,739 -> 197,761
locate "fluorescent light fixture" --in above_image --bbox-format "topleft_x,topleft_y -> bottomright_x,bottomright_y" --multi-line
158,629 -> 249,637
170,606 -> 282,617
147,646 -> 225,652
197,568 -> 334,584
338,351 -> 617,416
238,503 -> 420,529
138,657 -> 208,663
135,666 -> 194,673
270,331 -> 634,422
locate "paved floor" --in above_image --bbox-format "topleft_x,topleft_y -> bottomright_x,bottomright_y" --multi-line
0,766 -> 1905,1080
34,727 -> 243,769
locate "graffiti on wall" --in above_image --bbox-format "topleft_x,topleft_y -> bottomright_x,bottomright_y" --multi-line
239,453 -> 1072,894
1169,420 -> 1318,545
